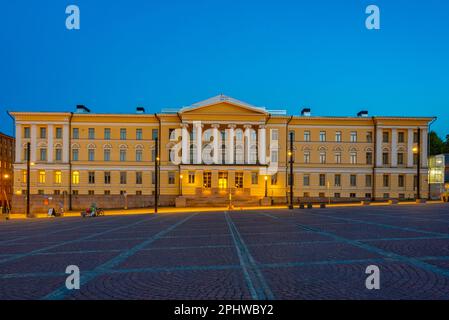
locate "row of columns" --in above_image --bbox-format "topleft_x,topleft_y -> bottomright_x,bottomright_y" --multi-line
181,123 -> 267,165
375,127 -> 428,168
15,124 -> 70,163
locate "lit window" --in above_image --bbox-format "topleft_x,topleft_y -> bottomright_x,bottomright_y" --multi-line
39,171 -> 46,184
54,171 -> 62,184
72,171 -> 80,184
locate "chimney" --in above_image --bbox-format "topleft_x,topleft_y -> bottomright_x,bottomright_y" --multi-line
136,106 -> 145,114
357,110 -> 368,117
76,105 -> 90,113
301,108 -> 311,116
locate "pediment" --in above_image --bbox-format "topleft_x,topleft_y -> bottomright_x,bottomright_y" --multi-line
180,95 -> 268,116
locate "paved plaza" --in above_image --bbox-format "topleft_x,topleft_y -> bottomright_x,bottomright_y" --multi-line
1,204 -> 449,300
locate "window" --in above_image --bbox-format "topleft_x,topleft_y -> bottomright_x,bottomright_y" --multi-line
40,148 -> 47,161
251,172 -> 258,185
136,150 -> 143,162
235,172 -> 244,188
365,175 -> 372,187
350,152 -> 357,164
72,149 -> 79,161
335,152 -> 342,164
104,149 -> 111,161
88,149 -> 95,161
319,174 -> 326,186
104,172 -> 111,184
72,171 -> 80,184
218,172 -> 228,189
54,190 -> 61,195
382,152 -> 389,165
136,172 -> 143,184
304,131 -> 311,142
40,127 -> 47,139
303,174 -> 310,186
319,152 -> 326,164
271,173 -> 278,185
397,153 -> 404,165
104,190 -> 111,195
136,128 -> 143,140
136,191 -> 142,195
55,148 -> 62,161
335,131 -> 342,142
271,150 -> 278,162
304,152 -> 310,164
365,193 -> 372,199
22,170 -> 27,183
383,174 -> 390,187
72,128 -> 79,139
72,190 -> 79,195
334,174 -> 341,187
271,129 -> 279,141
54,171 -> 62,184
188,172 -> 195,184
168,172 -> 175,185
151,149 -> 156,162
366,132 -> 373,143
350,175 -> 357,187
152,129 -> 159,140
120,150 -> 126,162
88,190 -> 95,195
350,131 -> 357,142
56,127 -> 62,139
398,132 -> 405,143
203,172 -> 212,188
382,132 -> 389,143
24,127 -> 30,138
383,193 -> 390,199
413,153 -> 418,165
88,128 -> 95,139
334,193 -> 341,198
120,172 -> 127,184
104,128 -> 111,140
398,174 -> 405,188
120,190 -> 126,195
151,172 -> 156,185
39,170 -> 46,184
350,193 -> 356,198
366,152 -> 373,165
88,172 -> 95,184
319,131 -> 326,142
120,128 -> 127,140
319,192 -> 326,198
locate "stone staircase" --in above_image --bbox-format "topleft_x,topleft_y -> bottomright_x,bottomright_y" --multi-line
184,194 -> 263,207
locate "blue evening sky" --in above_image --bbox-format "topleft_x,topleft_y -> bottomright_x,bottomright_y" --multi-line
1,0 -> 448,136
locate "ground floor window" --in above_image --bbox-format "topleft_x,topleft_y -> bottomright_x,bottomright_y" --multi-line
188,172 -> 195,184
168,172 -> 175,185
203,172 -> 211,188
218,172 -> 228,189
235,172 -> 243,188
350,193 -> 356,198
251,172 -> 258,185
104,190 -> 110,195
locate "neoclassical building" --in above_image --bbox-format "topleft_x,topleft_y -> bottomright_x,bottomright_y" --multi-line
9,95 -> 433,213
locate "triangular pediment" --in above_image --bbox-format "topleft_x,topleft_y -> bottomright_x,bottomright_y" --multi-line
180,95 -> 268,116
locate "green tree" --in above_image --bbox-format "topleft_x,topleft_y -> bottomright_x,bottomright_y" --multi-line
444,134 -> 449,153
429,131 -> 444,155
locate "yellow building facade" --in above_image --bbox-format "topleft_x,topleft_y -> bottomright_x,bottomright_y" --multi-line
10,95 -> 433,212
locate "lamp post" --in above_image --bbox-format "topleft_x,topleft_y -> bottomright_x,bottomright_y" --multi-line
154,138 -> 159,214
264,175 -> 268,198
288,131 -> 294,210
26,142 -> 31,217
414,127 -> 421,200
179,174 -> 183,196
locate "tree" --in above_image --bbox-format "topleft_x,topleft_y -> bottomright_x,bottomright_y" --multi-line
429,131 -> 444,155
444,134 -> 449,153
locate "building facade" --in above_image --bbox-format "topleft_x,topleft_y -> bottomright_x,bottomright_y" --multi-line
0,131 -> 14,212
9,95 -> 433,213
429,154 -> 449,199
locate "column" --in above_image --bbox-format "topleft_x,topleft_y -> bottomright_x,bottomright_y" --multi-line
15,123 -> 21,162
375,127 -> 382,166
407,128 -> 414,167
30,125 -> 37,163
181,123 -> 189,164
194,122 -> 203,164
63,124 -> 69,163
227,124 -> 236,164
47,124 -> 54,163
244,124 -> 252,164
421,128 -> 428,167
258,125 -> 266,165
211,124 -> 220,164
391,128 -> 397,167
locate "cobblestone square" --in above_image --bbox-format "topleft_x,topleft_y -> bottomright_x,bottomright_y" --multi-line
1,204 -> 449,300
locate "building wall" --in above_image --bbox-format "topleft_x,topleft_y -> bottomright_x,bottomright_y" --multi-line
9,101 -> 433,213
0,132 -> 14,212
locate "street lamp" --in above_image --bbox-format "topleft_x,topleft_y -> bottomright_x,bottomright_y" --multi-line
288,131 -> 294,210
264,175 -> 268,198
154,137 -> 159,214
413,128 -> 421,200
179,174 -> 183,196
